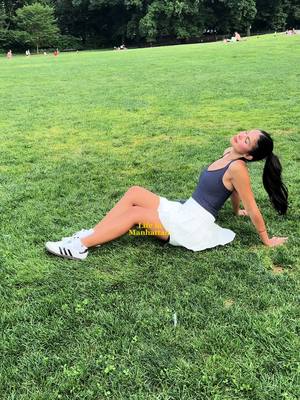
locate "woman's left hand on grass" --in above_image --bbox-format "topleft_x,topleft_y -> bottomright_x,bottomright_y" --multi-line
238,209 -> 248,216
265,236 -> 288,247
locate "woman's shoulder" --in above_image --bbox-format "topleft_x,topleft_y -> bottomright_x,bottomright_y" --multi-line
228,159 -> 249,178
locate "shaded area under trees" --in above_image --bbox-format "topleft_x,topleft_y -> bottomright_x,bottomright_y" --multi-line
1,0 -> 300,51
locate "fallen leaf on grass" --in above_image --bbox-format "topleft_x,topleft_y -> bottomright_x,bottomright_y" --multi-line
223,299 -> 235,308
272,265 -> 285,275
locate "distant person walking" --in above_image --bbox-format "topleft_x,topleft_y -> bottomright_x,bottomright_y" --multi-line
6,49 -> 13,59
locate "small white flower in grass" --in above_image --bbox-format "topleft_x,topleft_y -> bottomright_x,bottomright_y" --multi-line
173,312 -> 177,327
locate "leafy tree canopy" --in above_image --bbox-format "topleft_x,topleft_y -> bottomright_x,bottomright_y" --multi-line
15,2 -> 59,52
1,0 -> 299,50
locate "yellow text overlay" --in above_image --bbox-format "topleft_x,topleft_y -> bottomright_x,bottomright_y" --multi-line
129,223 -> 169,236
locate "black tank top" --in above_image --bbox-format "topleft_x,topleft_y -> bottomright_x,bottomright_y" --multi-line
192,160 -> 237,218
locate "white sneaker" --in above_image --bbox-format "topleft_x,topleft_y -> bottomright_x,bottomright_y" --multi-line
62,228 -> 94,242
62,228 -> 101,248
45,238 -> 88,261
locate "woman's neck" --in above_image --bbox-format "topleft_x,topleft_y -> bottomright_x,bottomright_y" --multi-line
223,148 -> 243,160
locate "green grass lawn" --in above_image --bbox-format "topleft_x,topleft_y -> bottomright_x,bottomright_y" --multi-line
0,34 -> 299,399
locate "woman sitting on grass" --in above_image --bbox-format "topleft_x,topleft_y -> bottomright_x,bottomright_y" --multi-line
46,129 -> 288,260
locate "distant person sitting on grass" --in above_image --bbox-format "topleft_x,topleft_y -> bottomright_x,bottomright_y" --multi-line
45,129 -> 288,260
114,44 -> 127,51
286,29 -> 296,35
234,32 -> 241,41
224,36 -> 237,43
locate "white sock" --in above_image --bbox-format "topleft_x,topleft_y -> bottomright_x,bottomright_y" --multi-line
74,238 -> 88,251
86,228 -> 102,248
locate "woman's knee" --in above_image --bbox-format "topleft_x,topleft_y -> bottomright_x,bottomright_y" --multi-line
125,185 -> 144,200
124,186 -> 159,210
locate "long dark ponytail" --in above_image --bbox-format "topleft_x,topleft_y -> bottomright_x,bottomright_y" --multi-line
247,130 -> 288,215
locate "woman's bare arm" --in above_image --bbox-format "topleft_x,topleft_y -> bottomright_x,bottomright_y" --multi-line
230,190 -> 242,215
223,148 -> 248,216
229,161 -> 287,247
231,190 -> 248,216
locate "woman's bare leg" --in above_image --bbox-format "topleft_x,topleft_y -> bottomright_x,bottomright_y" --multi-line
82,205 -> 169,247
93,186 -> 160,230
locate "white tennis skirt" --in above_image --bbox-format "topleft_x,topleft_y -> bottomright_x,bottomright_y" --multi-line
158,196 -> 235,252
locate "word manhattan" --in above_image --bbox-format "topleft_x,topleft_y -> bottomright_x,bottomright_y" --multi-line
129,222 -> 169,236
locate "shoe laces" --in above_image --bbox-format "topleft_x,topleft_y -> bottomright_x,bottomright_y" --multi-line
61,237 -> 75,245
61,229 -> 88,243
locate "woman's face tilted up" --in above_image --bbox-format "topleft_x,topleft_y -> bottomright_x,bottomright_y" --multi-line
230,129 -> 262,158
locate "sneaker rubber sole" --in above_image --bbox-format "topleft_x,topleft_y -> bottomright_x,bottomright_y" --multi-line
45,242 -> 88,261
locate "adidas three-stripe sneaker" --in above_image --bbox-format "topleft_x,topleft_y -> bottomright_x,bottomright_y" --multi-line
61,228 -> 93,241
62,228 -> 101,248
45,238 -> 88,261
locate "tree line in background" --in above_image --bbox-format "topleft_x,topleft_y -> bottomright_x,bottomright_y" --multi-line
1,0 -> 300,52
